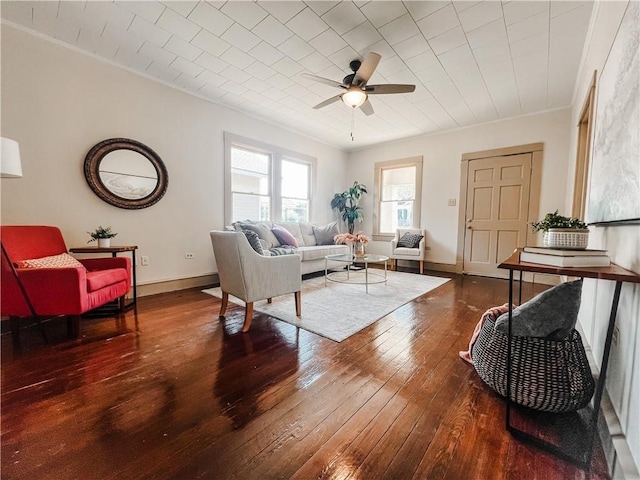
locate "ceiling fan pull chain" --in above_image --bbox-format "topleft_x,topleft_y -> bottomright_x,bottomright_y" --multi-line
351,107 -> 355,141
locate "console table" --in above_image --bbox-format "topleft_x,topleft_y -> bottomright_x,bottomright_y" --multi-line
70,245 -> 138,311
498,249 -> 640,469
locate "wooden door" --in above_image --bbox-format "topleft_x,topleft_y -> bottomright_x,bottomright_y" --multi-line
463,153 -> 532,277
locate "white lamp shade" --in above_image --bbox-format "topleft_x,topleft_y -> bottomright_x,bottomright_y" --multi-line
1,137 -> 23,178
342,88 -> 367,108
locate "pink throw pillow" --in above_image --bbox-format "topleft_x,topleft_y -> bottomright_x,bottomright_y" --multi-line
272,225 -> 298,247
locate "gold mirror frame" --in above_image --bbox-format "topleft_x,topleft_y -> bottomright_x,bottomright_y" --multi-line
84,138 -> 168,209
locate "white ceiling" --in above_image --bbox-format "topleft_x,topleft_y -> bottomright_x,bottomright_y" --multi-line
1,1 -> 594,150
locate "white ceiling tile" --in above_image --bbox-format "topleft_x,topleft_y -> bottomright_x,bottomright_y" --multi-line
328,46 -> 360,71
279,35 -> 315,61
1,1 -> 33,25
95,3 -> 135,32
220,46 -> 255,69
146,61 -> 182,82
304,1 -> 340,17
472,39 -> 511,64
157,8 -> 200,42
195,52 -> 229,73
165,35 -> 202,61
360,39 -> 395,58
248,41 -> 285,66
417,5 -> 460,40
550,1 -> 593,18
116,1 -> 165,23
197,69 -> 227,87
393,34 -> 431,60
286,7 -> 329,42
257,1 -> 306,23
453,2 -> 481,13
405,50 -> 439,72
58,2 -> 88,26
507,11 -> 548,44
271,56 -> 304,76
438,44 -> 474,69
466,18 -> 507,49
161,1 -> 199,17
342,21 -> 383,52
298,51 -> 333,73
457,1 -> 503,33
405,1 -> 449,22
510,32 -> 548,59
103,24 -> 145,53
263,87 -> 288,101
360,1 -> 407,28
128,16 -> 171,47
252,16 -> 294,47
503,1 -> 549,26
378,14 -> 419,46
170,57 -> 204,77
245,61 -> 278,80
140,41 -> 177,66
266,72 -> 295,89
220,65 -> 252,84
429,26 -> 467,55
308,28 -> 348,56
76,29 -> 103,55
191,29 -> 231,56
245,77 -> 272,93
221,1 -> 268,29
175,73 -> 206,92
220,80 -> 249,95
188,2 -> 233,36
321,2 -> 366,35
221,23 -> 261,52
114,47 -> 153,70
375,55 -> 407,77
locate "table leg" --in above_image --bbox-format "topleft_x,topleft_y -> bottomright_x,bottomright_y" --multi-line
365,261 -> 369,294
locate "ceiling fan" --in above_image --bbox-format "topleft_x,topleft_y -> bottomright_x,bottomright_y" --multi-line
302,52 -> 416,116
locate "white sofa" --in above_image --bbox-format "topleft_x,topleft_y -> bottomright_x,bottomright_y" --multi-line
228,221 -> 350,275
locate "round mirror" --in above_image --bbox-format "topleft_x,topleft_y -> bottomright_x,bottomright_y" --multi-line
84,138 -> 168,209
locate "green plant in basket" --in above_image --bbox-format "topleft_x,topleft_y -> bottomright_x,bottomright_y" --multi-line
87,226 -> 118,243
531,211 -> 587,232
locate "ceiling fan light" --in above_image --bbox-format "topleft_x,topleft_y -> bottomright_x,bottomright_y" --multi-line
342,89 -> 367,108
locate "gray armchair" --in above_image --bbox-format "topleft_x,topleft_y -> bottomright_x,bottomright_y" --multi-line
210,231 -> 302,332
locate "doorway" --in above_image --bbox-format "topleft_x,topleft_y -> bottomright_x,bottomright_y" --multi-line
457,143 -> 543,278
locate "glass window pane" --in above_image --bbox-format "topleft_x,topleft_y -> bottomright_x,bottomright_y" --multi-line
232,193 -> 270,222
381,166 -> 416,201
282,160 -> 309,199
380,201 -> 414,233
282,198 -> 309,222
231,148 -> 270,194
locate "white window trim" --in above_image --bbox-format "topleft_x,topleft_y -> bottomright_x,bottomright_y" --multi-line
372,156 -> 423,242
224,132 -> 316,225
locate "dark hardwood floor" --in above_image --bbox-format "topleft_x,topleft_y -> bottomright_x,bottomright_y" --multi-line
1,272 -> 609,479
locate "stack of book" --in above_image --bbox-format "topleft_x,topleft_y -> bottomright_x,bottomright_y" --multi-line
520,246 -> 611,267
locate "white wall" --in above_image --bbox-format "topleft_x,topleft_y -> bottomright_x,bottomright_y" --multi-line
347,108 -> 572,263
568,1 -> 640,475
0,25 -> 348,286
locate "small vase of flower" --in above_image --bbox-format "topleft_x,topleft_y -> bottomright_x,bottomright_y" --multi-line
88,226 -> 118,248
334,231 -> 370,257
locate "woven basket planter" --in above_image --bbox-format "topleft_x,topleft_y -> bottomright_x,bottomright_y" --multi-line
543,228 -> 589,249
471,313 -> 595,412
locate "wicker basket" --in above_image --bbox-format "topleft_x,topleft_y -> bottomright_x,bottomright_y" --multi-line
472,313 -> 595,412
543,228 -> 589,249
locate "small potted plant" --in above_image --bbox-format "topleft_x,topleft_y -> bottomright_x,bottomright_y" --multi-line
531,211 -> 589,249
88,226 -> 117,248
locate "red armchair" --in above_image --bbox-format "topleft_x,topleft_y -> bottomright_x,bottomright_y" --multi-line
1,225 -> 131,341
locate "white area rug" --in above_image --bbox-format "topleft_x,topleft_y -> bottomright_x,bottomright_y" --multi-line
202,270 -> 450,342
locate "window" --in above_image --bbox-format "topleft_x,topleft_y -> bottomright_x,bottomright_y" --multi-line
225,133 -> 315,225
373,157 -> 423,240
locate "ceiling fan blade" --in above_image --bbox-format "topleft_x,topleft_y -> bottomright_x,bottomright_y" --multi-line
353,52 -> 381,86
312,95 -> 342,109
360,99 -> 374,116
302,73 -> 344,89
366,84 -> 416,94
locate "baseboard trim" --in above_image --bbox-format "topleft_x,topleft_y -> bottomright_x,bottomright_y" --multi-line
137,274 -> 219,297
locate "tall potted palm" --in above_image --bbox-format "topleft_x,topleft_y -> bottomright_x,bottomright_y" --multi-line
331,181 -> 367,234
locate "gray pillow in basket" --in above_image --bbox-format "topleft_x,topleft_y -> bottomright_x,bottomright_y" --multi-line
494,279 -> 583,340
